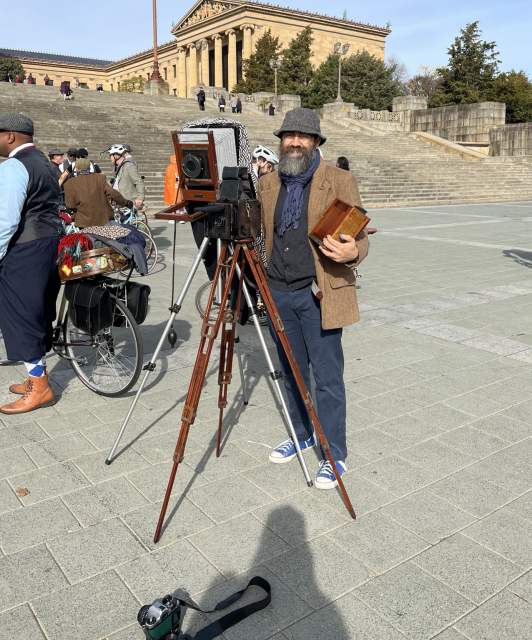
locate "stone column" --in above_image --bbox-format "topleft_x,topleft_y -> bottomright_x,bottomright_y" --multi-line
187,43 -> 198,95
225,29 -> 237,91
212,34 -> 223,88
177,47 -> 186,97
200,40 -> 209,86
241,24 -> 253,61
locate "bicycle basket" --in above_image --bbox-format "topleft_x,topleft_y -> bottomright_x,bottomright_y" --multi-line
59,247 -> 131,282
65,281 -> 113,335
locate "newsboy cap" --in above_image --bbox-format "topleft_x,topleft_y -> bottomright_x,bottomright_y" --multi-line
48,148 -> 64,157
67,147 -> 78,156
273,108 -> 326,145
122,143 -> 132,152
77,148 -> 89,158
0,113 -> 34,136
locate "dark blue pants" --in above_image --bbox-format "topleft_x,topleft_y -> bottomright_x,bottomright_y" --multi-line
267,285 -> 347,461
0,236 -> 61,362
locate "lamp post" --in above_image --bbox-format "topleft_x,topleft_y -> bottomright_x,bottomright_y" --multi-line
149,0 -> 163,81
334,42 -> 350,102
269,58 -> 283,104
196,40 -> 208,85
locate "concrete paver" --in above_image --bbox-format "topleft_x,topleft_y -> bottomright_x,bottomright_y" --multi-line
1,202 -> 532,638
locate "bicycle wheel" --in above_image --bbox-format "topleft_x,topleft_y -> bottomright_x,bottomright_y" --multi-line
195,280 -> 221,323
65,297 -> 143,397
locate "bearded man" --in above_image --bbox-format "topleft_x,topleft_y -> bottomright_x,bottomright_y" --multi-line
256,108 -> 369,489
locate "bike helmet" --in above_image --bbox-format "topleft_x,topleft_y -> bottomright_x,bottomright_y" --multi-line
106,144 -> 127,156
252,145 -> 278,165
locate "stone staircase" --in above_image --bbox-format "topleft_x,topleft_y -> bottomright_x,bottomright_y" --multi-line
1,83 -> 531,211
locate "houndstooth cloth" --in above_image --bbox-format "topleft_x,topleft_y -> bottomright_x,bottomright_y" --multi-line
181,117 -> 267,267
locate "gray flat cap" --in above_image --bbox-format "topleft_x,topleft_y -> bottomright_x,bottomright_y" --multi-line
48,148 -> 64,157
273,108 -> 326,145
0,113 -> 34,136
122,143 -> 133,152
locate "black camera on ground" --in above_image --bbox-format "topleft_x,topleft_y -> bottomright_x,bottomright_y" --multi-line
138,594 -> 184,640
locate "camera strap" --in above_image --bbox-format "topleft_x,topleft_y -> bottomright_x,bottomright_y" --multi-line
178,576 -> 271,640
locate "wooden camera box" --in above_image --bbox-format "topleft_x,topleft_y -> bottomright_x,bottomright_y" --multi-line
309,199 -> 370,247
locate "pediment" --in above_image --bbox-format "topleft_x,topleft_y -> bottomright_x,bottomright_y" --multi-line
173,0 -> 239,32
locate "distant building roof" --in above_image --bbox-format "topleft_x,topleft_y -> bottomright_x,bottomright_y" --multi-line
0,48 -> 113,67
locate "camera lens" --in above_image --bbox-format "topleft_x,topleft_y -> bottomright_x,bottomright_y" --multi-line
182,154 -> 203,179
214,214 -> 225,229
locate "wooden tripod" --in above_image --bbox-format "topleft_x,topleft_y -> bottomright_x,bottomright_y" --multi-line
153,240 -> 356,543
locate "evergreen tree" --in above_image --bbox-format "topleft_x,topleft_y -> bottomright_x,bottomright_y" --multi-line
232,29 -> 281,93
433,21 -> 500,105
307,50 -> 403,110
277,26 -> 315,106
0,54 -> 25,82
492,70 -> 532,123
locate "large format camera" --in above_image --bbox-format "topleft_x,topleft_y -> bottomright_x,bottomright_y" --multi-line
200,166 -> 261,242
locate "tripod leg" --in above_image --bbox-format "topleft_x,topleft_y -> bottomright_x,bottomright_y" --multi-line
154,243 -> 241,543
215,255 -> 244,457
234,327 -> 248,406
242,244 -> 356,519
105,237 -> 210,465
231,252 -> 313,487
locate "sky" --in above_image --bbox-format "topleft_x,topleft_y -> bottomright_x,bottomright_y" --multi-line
3,0 -> 531,76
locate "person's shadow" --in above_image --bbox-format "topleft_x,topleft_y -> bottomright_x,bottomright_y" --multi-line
502,248 -> 532,269
179,506 -> 354,639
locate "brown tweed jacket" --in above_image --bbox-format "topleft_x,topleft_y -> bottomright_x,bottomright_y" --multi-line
64,173 -> 128,228
257,162 -> 369,330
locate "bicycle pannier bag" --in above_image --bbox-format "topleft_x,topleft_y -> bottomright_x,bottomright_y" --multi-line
114,282 -> 151,327
65,281 -> 113,335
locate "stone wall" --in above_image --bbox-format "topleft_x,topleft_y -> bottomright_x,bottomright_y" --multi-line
401,101 -> 506,143
489,122 -> 532,156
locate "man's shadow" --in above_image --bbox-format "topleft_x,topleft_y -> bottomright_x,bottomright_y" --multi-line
503,248 -> 532,269
179,506 -> 353,640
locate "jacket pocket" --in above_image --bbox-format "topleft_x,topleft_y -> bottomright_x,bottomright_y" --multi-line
325,262 -> 356,289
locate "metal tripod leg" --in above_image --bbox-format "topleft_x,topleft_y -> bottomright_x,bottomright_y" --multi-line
105,237 -> 210,464
234,327 -> 248,406
233,259 -> 313,487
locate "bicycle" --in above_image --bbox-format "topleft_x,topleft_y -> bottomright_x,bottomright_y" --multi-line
53,271 -> 143,396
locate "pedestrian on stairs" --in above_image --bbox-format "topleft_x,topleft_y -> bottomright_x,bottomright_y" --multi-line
0,113 -> 64,414
230,94 -> 237,113
197,86 -> 206,111
218,95 -> 226,112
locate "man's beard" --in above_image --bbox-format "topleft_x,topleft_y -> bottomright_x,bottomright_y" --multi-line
278,143 -> 316,177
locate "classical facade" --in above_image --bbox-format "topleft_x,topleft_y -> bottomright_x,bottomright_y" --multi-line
2,0 -> 389,97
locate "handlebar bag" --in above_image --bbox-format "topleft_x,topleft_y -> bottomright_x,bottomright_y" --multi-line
65,281 -> 113,335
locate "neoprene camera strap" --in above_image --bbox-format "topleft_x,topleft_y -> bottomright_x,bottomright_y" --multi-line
178,576 -> 272,640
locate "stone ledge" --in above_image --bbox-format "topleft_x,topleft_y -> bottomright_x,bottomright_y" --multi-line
409,132 -> 487,162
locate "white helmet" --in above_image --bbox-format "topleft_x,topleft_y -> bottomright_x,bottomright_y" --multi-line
252,145 -> 278,165
106,144 -> 127,156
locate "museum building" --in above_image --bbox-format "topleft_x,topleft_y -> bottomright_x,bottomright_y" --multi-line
2,0 -> 390,97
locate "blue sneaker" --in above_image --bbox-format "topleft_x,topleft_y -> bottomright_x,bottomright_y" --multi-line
315,460 -> 346,489
269,436 -> 315,464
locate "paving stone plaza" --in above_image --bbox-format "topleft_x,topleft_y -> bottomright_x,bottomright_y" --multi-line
1,201 -> 532,639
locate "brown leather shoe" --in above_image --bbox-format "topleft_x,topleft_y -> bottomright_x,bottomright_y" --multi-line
10,367 -> 48,395
0,375 -> 56,414
9,379 -> 28,395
